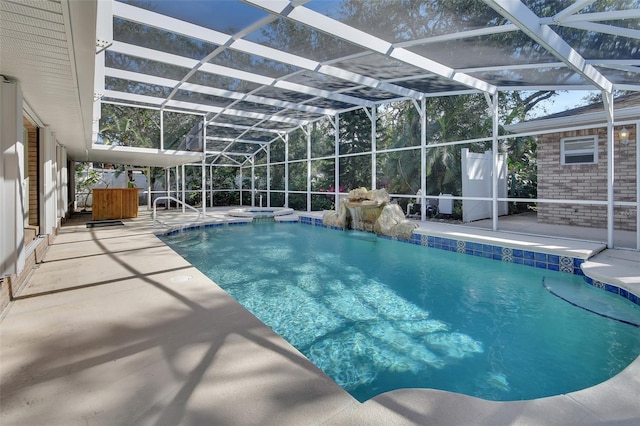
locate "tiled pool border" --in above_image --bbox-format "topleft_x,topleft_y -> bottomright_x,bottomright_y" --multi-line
157,216 -> 640,308
299,215 -> 640,307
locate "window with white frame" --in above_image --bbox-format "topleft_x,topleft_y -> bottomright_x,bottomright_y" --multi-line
561,135 -> 598,165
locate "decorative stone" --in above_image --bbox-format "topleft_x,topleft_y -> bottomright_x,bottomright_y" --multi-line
322,188 -> 417,239
374,204 -> 418,239
348,187 -> 370,201
322,201 -> 348,228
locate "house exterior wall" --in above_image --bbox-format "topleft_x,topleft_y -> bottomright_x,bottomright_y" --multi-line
537,126 -> 637,231
1,82 -> 69,316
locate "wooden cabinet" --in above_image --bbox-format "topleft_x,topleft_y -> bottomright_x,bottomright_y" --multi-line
92,188 -> 140,220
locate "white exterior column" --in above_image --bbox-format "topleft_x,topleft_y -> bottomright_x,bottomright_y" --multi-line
1,80 -> 26,278
39,127 -> 57,235
57,144 -> 68,221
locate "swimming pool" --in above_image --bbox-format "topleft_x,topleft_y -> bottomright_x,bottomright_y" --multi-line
160,222 -> 640,402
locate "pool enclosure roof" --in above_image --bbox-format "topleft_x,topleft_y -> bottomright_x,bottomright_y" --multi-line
3,0 -> 640,167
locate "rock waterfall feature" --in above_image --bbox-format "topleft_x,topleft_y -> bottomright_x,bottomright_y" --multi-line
322,188 -> 418,239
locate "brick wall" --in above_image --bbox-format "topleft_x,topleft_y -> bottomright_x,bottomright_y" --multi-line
537,126 -> 637,231
24,118 -> 39,227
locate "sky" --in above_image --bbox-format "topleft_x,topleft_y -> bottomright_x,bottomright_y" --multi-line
529,90 -> 599,118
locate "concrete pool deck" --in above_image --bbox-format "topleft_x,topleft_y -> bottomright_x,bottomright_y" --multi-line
1,208 -> 639,425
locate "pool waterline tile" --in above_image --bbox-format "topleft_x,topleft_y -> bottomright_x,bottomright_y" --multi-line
161,214 -> 639,309
293,213 -> 640,308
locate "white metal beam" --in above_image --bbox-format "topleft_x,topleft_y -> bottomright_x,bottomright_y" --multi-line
114,1 -> 422,101
245,0 -> 498,94
394,24 -> 519,48
109,41 -> 372,109
549,9 -> 640,24
105,67 -> 333,115
484,0 -> 613,93
104,88 -> 308,126
550,0 -> 597,23
557,21 -> 640,41
207,122 -> 286,135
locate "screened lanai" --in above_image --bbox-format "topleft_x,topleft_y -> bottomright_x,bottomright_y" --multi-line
91,0 -> 640,249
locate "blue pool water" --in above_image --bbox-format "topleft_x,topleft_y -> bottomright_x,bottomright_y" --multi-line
160,223 -> 640,402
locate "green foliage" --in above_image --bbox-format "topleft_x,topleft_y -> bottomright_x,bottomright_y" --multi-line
75,163 -> 108,208
163,112 -> 202,151
288,128 -> 307,160
337,109 -> 373,190
100,104 -> 200,151
99,104 -> 160,148
288,193 -> 307,211
311,194 -> 334,211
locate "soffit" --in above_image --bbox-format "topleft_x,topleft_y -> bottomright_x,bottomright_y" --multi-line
0,0 -> 96,161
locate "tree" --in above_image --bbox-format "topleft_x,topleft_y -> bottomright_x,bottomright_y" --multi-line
338,109 -> 373,190
99,104 -> 160,148
75,163 -> 104,209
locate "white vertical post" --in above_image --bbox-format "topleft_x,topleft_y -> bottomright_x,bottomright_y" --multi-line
239,166 -> 243,206
201,158 -> 206,216
604,91 -> 615,248
284,133 -> 289,208
201,120 -> 206,215
491,93 -> 499,232
251,159 -> 255,207
209,165 -> 213,208
146,166 -> 151,210
635,122 -> 639,250
371,107 -> 377,190
334,114 -> 340,209
266,143 -> 271,207
39,127 -> 57,234
160,111 -> 164,150
165,167 -> 170,208
57,145 -> 67,220
307,123 -> 312,211
175,165 -> 179,205
420,98 -> 426,221
181,164 -> 186,213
